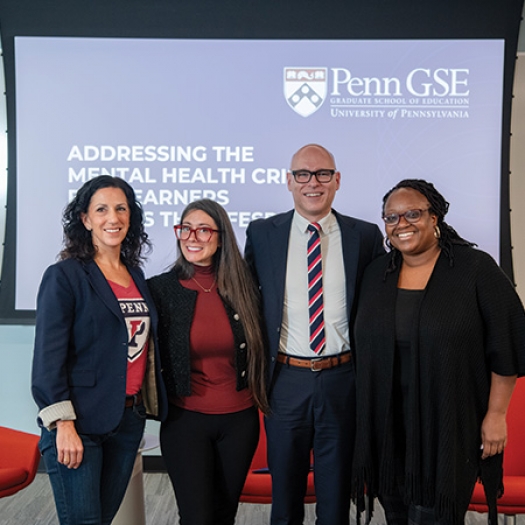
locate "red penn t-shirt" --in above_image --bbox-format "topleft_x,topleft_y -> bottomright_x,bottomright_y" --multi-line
108,279 -> 150,396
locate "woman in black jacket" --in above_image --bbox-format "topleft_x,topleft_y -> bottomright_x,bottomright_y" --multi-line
148,198 -> 267,525
353,179 -> 525,525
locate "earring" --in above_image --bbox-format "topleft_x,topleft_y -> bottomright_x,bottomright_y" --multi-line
434,225 -> 441,239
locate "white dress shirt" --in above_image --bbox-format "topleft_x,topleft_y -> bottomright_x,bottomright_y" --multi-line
278,211 -> 350,357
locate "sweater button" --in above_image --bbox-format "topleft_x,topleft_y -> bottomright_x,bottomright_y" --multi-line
241,370 -> 246,377
233,314 -> 240,321
240,343 -> 246,349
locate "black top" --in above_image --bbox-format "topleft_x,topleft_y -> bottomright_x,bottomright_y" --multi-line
393,288 -> 424,472
395,288 -> 424,345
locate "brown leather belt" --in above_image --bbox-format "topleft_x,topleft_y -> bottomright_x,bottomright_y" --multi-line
276,352 -> 352,372
125,392 -> 143,407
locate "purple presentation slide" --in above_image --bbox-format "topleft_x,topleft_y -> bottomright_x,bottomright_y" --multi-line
15,38 -> 503,309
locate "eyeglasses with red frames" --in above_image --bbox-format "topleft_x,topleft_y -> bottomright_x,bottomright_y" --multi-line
174,224 -> 220,242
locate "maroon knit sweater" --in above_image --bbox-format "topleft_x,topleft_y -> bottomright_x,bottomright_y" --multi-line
174,264 -> 253,414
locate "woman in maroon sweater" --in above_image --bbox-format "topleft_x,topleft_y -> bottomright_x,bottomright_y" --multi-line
148,199 -> 267,525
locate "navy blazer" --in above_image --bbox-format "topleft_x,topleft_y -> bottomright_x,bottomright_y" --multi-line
32,258 -> 167,434
245,209 -> 385,381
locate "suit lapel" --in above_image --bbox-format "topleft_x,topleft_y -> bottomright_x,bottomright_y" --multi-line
334,211 -> 360,317
131,267 -> 159,330
271,210 -> 361,316
83,260 -> 124,320
270,211 -> 293,309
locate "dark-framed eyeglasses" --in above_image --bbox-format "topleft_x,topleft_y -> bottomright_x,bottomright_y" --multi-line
382,208 -> 431,226
174,224 -> 220,242
290,169 -> 336,184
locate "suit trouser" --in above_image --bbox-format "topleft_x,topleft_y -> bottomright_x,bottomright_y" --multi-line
266,359 -> 356,525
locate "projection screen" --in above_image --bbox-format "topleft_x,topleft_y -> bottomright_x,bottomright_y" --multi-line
14,37 -> 504,311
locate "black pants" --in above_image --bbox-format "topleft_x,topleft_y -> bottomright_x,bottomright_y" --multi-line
160,404 -> 259,525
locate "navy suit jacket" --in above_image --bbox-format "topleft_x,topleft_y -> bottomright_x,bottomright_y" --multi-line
32,258 -> 167,434
245,209 -> 385,382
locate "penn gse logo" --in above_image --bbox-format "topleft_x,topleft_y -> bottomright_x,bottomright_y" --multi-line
284,67 -> 327,117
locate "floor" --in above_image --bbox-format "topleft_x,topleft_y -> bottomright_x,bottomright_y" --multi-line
0,472 -> 521,524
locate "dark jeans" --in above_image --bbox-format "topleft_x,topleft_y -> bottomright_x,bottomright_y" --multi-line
160,405 -> 259,525
39,404 -> 146,525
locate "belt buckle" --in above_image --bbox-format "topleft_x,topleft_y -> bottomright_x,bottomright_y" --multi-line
310,358 -> 323,372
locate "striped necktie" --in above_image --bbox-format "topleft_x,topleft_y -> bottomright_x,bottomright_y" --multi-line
307,223 -> 325,354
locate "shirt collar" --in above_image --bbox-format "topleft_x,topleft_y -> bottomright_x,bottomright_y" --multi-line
293,210 -> 336,234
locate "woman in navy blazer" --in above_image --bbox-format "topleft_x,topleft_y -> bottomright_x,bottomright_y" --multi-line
32,175 -> 167,525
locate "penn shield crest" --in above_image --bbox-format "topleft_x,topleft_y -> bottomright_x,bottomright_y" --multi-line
284,67 -> 327,117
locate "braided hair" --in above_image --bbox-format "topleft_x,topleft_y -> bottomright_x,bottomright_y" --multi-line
382,179 -> 475,274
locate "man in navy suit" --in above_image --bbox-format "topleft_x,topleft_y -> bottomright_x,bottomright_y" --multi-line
245,144 -> 384,525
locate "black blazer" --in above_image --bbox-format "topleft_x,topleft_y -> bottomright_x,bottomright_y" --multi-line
147,269 -> 249,398
32,258 -> 167,434
245,209 -> 384,381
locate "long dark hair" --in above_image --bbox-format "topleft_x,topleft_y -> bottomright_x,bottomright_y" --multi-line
174,199 -> 269,413
60,175 -> 150,267
382,179 -> 475,274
